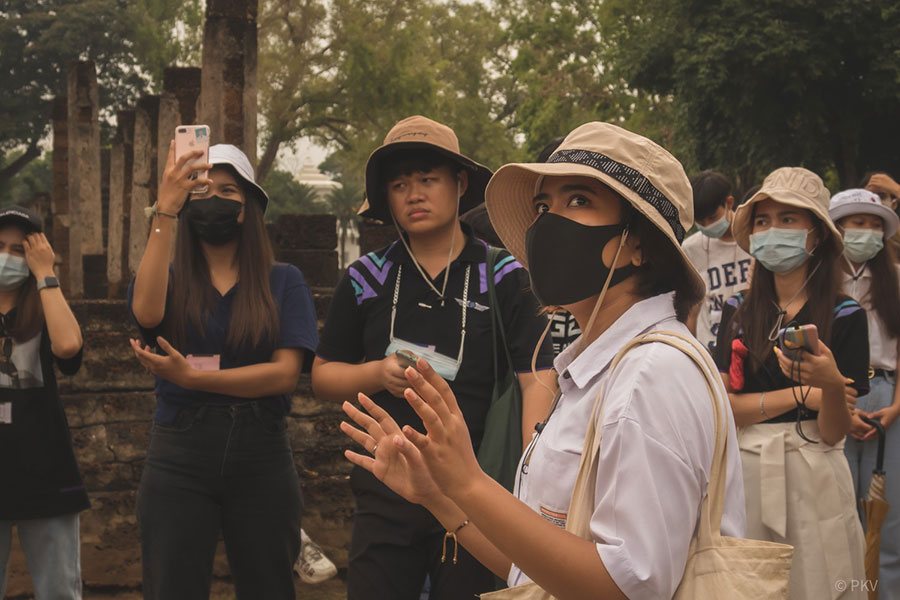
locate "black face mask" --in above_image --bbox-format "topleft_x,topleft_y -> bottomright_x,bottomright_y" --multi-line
185,196 -> 243,245
525,212 -> 638,306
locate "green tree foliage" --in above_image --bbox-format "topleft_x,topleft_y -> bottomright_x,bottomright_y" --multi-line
0,151 -> 52,207
602,0 -> 900,189
1,0 -> 198,189
262,169 -> 321,221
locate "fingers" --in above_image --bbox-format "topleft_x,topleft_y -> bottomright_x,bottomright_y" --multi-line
342,399 -> 380,433
340,420 -> 376,453
156,336 -> 182,358
402,424 -> 430,451
404,387 -> 444,435
413,359 -> 461,414
344,449 -> 376,472
358,393 -> 402,434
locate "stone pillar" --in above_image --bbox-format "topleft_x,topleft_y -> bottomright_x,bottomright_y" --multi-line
66,60 -> 103,299
200,0 -> 258,163
51,96 -> 70,291
163,67 -> 202,125
129,97 -> 160,275
107,111 -> 135,298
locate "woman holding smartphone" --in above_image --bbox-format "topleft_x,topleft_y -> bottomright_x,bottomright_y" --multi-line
128,142 -> 318,599
340,122 -> 748,599
0,206 -> 85,600
715,168 -> 868,599
830,188 -> 900,599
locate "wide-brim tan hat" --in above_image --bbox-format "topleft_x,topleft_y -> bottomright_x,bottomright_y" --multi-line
361,115 -> 493,222
733,166 -> 843,254
485,121 -> 704,300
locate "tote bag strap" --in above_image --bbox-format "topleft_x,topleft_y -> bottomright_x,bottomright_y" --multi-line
564,330 -> 728,548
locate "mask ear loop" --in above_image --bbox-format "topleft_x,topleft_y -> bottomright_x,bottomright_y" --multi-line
576,228 -> 631,356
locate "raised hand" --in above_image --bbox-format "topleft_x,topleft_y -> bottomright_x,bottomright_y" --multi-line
22,233 -> 56,280
399,358 -> 486,496
158,140 -> 213,214
341,394 -> 442,505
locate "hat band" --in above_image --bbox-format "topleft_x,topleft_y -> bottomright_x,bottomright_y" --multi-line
547,148 -> 686,242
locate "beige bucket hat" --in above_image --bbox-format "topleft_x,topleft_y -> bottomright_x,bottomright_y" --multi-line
361,116 -> 493,222
485,121 -> 705,300
732,167 -> 843,253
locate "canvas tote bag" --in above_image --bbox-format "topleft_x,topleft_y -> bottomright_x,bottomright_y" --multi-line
481,331 -> 792,599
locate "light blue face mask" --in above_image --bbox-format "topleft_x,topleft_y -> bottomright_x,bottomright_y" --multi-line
749,227 -> 813,273
0,253 -> 30,292
696,213 -> 730,238
843,229 -> 884,263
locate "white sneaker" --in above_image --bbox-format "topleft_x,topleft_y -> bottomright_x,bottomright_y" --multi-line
295,528 -> 338,584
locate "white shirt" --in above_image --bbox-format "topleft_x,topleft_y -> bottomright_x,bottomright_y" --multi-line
508,293 -> 746,600
681,232 -> 753,352
841,263 -> 900,370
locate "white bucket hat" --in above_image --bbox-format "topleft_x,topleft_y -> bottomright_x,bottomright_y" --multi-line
828,188 -> 899,239
208,144 -> 269,212
485,121 -> 705,300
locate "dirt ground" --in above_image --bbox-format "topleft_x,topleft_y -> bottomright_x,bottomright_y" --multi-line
8,576 -> 347,599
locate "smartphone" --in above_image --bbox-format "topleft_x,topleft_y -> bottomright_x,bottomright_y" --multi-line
777,324 -> 820,360
395,349 -> 419,369
174,125 -> 210,195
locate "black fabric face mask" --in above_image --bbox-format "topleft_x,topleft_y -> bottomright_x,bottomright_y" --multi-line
185,196 -> 243,246
525,211 -> 638,306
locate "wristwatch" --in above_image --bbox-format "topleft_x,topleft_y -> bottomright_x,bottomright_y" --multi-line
36,276 -> 60,291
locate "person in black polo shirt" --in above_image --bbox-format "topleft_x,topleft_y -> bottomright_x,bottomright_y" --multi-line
128,143 -> 318,599
0,206 -> 86,599
313,116 -> 556,599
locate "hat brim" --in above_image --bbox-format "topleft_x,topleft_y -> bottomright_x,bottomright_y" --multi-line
361,142 -> 492,222
485,162 -> 705,301
209,162 -> 269,213
0,214 -> 42,234
829,202 -> 900,239
733,190 -> 844,254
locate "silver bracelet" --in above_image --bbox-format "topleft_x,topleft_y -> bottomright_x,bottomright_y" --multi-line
759,391 -> 769,419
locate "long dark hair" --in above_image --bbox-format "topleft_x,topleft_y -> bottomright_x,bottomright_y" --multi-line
724,209 -> 841,370
168,172 -> 278,353
7,274 -> 43,342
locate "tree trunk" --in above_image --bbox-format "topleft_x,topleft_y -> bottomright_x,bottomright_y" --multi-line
257,135 -> 282,182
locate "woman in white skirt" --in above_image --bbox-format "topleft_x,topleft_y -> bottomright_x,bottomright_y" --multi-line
716,167 -> 868,599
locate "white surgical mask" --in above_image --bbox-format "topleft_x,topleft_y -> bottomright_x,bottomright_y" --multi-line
384,264 -> 470,381
0,253 -> 30,291
696,213 -> 730,238
749,227 -> 813,273
842,228 -> 884,263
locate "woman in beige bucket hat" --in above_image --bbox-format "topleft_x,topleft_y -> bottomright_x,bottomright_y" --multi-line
716,167 -> 868,599
342,122 -> 751,599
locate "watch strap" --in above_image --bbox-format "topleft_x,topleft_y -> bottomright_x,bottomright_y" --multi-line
36,276 -> 60,291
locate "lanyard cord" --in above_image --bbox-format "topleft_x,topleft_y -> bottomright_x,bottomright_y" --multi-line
389,181 -> 462,307
767,260 -> 822,342
390,264 -> 470,362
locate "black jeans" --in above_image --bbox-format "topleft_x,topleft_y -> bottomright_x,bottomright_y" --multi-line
347,467 -> 496,600
137,403 -> 302,600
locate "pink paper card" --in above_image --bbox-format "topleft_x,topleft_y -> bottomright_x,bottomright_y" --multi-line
186,354 -> 221,371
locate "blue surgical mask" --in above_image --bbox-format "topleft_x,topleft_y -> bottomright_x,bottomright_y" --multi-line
696,214 -> 730,238
843,229 -> 884,263
749,227 -> 813,273
0,253 -> 30,291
